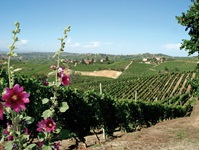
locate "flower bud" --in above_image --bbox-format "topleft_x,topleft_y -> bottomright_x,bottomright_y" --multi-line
50,65 -> 55,70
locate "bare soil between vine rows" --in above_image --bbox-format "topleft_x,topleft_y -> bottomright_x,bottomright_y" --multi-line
59,100 -> 199,150
78,70 -> 122,79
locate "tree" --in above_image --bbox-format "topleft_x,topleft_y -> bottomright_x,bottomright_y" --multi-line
105,55 -> 109,61
176,0 -> 199,58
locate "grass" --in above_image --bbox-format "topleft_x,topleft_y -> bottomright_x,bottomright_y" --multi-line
120,62 -> 157,78
153,60 -> 197,72
177,132 -> 184,139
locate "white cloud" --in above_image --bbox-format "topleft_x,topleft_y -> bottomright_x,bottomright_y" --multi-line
163,43 -> 181,50
70,42 -> 81,47
65,39 -> 112,49
20,39 -> 28,45
65,38 -> 81,47
84,41 -> 101,48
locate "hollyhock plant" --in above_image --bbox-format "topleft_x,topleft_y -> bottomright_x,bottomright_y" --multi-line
0,22 -> 37,150
0,21 -> 72,150
2,84 -> 30,112
37,118 -> 56,133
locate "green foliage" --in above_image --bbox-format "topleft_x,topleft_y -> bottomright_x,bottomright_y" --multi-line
176,0 -> 199,57
176,0 -> 199,100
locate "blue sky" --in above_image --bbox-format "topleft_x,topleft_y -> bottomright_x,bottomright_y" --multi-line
0,0 -> 194,56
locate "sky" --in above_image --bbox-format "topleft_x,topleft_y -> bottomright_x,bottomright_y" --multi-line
0,0 -> 195,57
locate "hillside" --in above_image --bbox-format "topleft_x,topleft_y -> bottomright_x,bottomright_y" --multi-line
58,99 -> 199,150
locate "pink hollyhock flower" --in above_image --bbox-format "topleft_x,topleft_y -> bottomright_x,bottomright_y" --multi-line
37,120 -> 46,132
37,118 -> 56,133
2,84 -> 30,112
60,74 -> 70,86
58,67 -> 64,73
57,67 -> 64,78
0,102 -> 3,120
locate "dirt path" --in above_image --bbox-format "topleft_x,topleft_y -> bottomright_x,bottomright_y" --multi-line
124,61 -> 132,70
187,73 -> 196,93
170,74 -> 184,96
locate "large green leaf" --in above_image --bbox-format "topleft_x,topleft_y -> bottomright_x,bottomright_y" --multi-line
5,141 -> 13,150
42,145 -> 52,150
42,109 -> 54,119
59,102 -> 69,112
42,98 -> 50,104
24,116 -> 34,124
24,144 -> 37,150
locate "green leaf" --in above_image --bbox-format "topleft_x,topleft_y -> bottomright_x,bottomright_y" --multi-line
42,109 -> 54,119
0,136 -> 5,144
24,144 -> 37,150
54,127 -> 61,134
59,102 -> 69,112
5,141 -> 13,150
23,134 -> 30,141
56,81 -> 61,87
4,106 -> 12,114
60,129 -> 71,140
12,52 -> 18,57
48,71 -> 55,77
38,132 -> 46,142
13,68 -> 22,72
42,145 -> 52,150
42,98 -> 50,104
14,115 -> 21,124
24,116 -> 35,124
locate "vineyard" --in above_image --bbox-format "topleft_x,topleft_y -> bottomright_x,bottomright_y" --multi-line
1,1 -> 199,148
0,54 -> 198,149
71,72 -> 196,102
0,68 -> 196,143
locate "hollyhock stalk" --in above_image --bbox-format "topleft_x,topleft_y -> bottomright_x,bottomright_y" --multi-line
0,22 -> 35,150
37,26 -> 70,149
7,22 -> 20,88
4,22 -> 22,146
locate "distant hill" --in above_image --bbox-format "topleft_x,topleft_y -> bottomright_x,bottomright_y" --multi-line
0,52 -> 194,61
